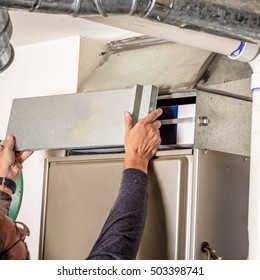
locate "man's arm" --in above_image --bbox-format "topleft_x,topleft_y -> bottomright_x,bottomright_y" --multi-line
0,136 -> 33,215
86,168 -> 148,260
86,109 -> 162,260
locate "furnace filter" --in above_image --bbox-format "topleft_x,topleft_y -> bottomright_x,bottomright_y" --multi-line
159,104 -> 196,146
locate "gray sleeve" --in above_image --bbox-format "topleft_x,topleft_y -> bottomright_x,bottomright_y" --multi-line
86,168 -> 148,260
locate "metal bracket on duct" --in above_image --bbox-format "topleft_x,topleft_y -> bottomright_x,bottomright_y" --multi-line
0,0 -> 259,44
0,9 -> 14,72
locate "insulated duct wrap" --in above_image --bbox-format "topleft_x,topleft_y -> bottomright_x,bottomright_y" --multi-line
0,0 -> 157,16
0,9 -> 14,72
0,0 -> 259,73
0,0 -> 259,43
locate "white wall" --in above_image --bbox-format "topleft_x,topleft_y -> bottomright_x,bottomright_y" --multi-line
0,36 -> 80,259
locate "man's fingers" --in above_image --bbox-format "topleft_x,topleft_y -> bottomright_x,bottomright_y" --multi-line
17,151 -> 34,163
4,135 -> 15,151
13,162 -> 22,174
20,151 -> 34,163
151,120 -> 162,130
124,111 -> 133,132
142,108 -> 163,124
150,134 -> 161,155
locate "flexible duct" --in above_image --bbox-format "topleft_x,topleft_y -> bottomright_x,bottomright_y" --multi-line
0,0 -> 259,44
0,0 -> 259,67
0,9 -> 14,72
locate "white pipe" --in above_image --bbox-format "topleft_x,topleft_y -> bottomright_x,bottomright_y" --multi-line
248,53 -> 260,259
228,42 -> 260,63
90,15 -> 260,63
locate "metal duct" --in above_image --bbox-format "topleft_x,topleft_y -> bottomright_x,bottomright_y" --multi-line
0,9 -> 14,72
0,0 -> 259,44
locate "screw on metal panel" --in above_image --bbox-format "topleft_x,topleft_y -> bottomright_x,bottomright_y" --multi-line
202,150 -> 207,155
199,116 -> 209,126
244,158 -> 248,162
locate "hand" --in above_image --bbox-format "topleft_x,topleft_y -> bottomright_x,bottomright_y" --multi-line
124,108 -> 163,173
0,135 -> 33,182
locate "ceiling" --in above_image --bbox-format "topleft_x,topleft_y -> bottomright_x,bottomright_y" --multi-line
9,11 -> 141,47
